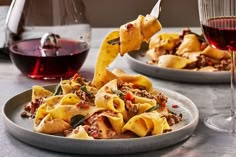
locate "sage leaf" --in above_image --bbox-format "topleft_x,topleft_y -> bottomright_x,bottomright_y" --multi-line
145,104 -> 160,112
70,114 -> 85,129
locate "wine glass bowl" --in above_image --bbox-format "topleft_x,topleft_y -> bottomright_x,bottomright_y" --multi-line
198,0 -> 236,133
6,0 -> 91,79
9,37 -> 89,80
201,17 -> 236,51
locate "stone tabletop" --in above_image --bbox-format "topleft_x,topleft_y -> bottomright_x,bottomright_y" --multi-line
0,24 -> 236,157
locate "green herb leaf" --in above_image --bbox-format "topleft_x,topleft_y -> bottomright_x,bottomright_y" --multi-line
111,88 -> 125,96
53,83 -> 62,95
80,85 -> 87,91
70,114 -> 85,129
80,85 -> 91,94
145,104 -> 160,112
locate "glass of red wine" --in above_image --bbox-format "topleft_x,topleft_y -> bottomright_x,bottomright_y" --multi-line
5,0 -> 91,80
199,0 -> 236,133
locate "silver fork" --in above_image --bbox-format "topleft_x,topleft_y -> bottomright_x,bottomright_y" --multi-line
150,0 -> 163,19
108,0 -> 163,45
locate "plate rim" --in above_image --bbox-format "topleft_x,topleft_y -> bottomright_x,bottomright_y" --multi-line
2,84 -> 199,155
126,50 -> 230,83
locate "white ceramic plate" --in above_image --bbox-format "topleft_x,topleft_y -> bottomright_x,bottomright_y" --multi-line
2,85 -> 199,155
126,44 -> 230,83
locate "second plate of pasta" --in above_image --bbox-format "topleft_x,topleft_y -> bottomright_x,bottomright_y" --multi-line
3,84 -> 199,155
126,48 -> 230,83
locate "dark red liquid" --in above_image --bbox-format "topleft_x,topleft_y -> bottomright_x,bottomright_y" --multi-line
201,17 -> 236,51
9,38 -> 89,79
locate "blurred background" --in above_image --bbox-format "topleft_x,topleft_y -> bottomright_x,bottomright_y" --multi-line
0,0 -> 199,27
84,0 -> 199,27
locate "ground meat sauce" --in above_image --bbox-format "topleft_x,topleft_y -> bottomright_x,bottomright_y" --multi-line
185,54 -> 231,71
84,111 -> 117,139
163,111 -> 183,126
21,98 -> 43,119
118,82 -> 168,107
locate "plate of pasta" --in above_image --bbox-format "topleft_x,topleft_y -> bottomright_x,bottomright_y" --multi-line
3,15 -> 199,155
3,71 -> 199,155
126,28 -> 231,83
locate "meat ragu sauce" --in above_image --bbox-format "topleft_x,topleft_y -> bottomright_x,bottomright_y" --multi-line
64,109 -> 181,139
21,75 -> 182,139
21,99 -> 43,119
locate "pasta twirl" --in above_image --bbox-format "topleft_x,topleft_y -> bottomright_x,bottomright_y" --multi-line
95,79 -> 126,113
122,111 -> 170,137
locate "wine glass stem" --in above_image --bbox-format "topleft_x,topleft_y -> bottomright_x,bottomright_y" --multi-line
230,51 -> 236,133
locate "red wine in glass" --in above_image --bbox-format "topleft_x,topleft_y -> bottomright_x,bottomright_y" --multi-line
5,0 -> 91,80
201,17 -> 236,51
9,38 -> 89,80
201,16 -> 236,133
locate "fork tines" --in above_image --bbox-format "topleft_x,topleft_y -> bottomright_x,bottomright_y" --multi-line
107,37 -> 120,45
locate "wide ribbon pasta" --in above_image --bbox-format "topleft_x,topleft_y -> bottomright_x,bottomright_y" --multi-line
95,79 -> 126,113
176,34 -> 201,55
26,72 -> 181,139
146,29 -> 231,72
201,46 -> 230,60
34,104 -> 105,134
132,95 -> 156,114
31,85 -> 53,103
66,126 -> 94,139
157,54 -> 194,69
112,68 -> 153,92
122,111 -> 170,137
88,111 -> 124,137
34,113 -> 71,134
33,86 -> 105,134
91,31 -> 120,88
91,14 -> 161,88
120,14 -> 162,55
70,111 -> 125,139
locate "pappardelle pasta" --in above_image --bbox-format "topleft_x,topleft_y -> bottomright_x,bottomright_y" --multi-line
146,28 -> 231,71
21,70 -> 182,139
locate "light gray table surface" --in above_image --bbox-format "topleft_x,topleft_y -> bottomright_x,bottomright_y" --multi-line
1,26 -> 236,157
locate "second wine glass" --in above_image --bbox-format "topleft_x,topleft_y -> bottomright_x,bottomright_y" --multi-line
198,0 -> 236,133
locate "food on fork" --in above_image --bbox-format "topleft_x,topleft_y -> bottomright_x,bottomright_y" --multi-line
119,14 -> 162,55
92,14 -> 161,88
